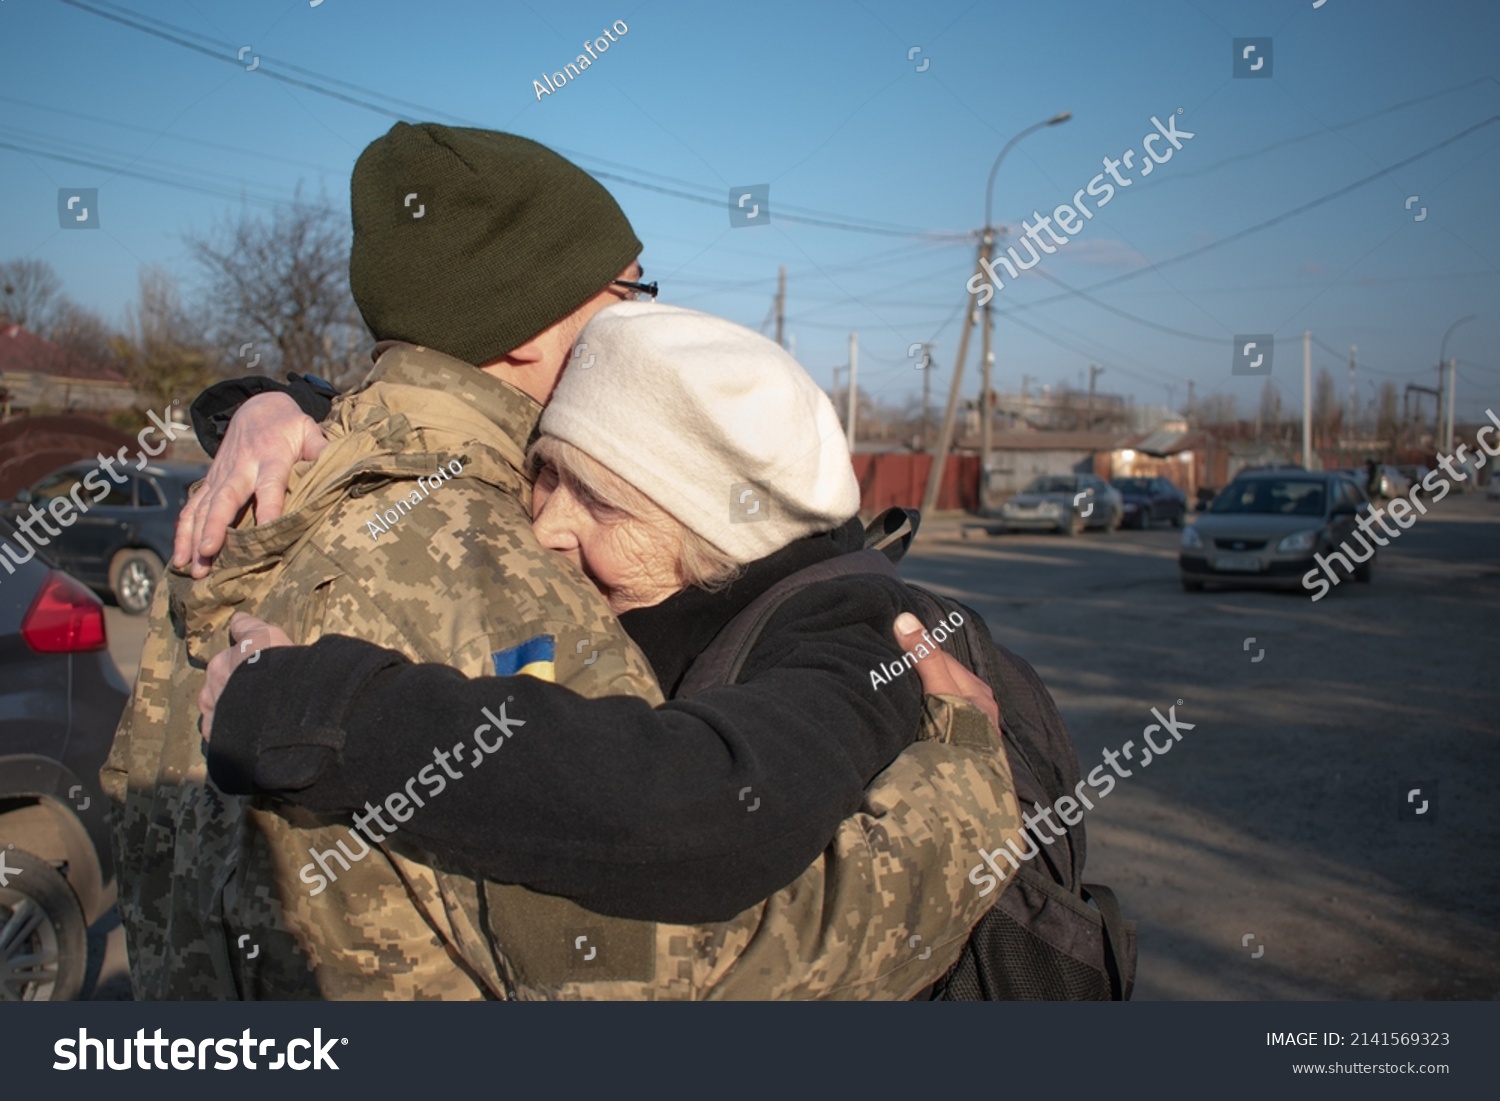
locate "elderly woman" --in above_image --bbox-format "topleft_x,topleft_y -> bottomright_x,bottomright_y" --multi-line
197,302 -> 1019,998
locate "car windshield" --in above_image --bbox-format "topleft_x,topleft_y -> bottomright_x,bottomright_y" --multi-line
1210,479 -> 1326,516
1024,476 -> 1078,494
1112,478 -> 1153,493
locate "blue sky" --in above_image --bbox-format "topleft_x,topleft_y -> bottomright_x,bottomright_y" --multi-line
1,0 -> 1496,423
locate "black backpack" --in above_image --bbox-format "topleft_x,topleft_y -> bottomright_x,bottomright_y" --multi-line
679,508 -> 1136,1000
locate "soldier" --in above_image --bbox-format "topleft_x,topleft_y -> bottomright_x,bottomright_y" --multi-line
105,123 -> 1021,1000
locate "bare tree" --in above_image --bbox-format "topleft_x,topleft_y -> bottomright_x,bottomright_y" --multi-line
1194,393 -> 1238,425
0,258 -> 65,334
113,267 -> 217,409
1313,367 -> 1340,441
49,300 -> 120,368
186,191 -> 365,387
1376,381 -> 1399,446
1257,379 -> 1282,437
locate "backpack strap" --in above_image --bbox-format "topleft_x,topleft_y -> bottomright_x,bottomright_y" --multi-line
1081,883 -> 1134,1001
677,549 -> 900,697
864,507 -> 922,564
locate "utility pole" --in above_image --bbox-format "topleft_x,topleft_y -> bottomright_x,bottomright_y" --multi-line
977,230 -> 997,509
1302,330 -> 1312,469
921,252 -> 982,517
1348,344 -> 1358,444
1183,376 -> 1193,423
1445,358 -> 1457,454
846,331 -> 858,451
774,265 -> 786,349
1086,364 -> 1103,430
918,343 -> 933,450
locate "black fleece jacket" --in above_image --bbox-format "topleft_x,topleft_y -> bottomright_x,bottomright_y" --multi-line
208,519 -> 931,924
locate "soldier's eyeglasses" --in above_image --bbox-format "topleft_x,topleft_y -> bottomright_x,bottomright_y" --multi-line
611,279 -> 658,301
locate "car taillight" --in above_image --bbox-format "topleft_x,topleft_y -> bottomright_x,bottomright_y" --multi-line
21,570 -> 109,653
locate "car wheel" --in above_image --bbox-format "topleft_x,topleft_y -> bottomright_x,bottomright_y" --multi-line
110,549 -> 163,615
1170,509 -> 1183,529
1354,555 -> 1373,583
0,847 -> 88,1001
1181,577 -> 1204,592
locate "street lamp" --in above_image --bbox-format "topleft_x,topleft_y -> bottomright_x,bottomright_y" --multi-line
978,111 -> 1071,508
1438,314 -> 1476,451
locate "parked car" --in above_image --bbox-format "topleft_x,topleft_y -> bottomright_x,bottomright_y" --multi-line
1110,476 -> 1187,529
1,460 -> 205,615
0,515 -> 128,1000
999,474 -> 1123,535
1396,464 -> 1431,491
1180,470 -> 1376,592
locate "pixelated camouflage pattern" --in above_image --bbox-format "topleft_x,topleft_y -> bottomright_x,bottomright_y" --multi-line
487,693 -> 1023,1000
104,345 -> 662,999
104,342 -> 1023,1000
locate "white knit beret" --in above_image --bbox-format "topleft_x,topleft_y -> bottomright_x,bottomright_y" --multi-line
539,301 -> 861,563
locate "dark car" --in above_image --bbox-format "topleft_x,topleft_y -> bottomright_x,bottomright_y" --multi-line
998,473 -> 1124,535
1111,476 -> 1187,529
1,460 -> 205,615
1179,470 -> 1375,593
0,514 -> 128,999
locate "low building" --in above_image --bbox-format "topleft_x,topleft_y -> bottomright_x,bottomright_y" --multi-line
0,324 -> 137,415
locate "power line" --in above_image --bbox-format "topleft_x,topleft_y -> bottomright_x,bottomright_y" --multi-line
59,0 -> 957,241
1134,77 -> 1500,191
997,115 -> 1500,316
0,138 -> 288,207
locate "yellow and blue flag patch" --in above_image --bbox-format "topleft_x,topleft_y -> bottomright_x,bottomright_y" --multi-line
491,634 -> 557,681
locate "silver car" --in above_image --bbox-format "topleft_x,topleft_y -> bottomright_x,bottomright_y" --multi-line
999,474 -> 1123,536
1179,470 -> 1375,592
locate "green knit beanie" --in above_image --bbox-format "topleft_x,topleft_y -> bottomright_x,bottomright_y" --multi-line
349,123 -> 642,367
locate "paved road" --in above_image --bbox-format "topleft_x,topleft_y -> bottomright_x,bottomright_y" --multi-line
903,491 -> 1500,999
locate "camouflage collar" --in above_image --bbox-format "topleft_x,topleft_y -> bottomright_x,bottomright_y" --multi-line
368,343 -> 541,458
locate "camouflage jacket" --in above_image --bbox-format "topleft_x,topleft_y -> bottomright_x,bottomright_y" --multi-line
103,344 -> 1022,1000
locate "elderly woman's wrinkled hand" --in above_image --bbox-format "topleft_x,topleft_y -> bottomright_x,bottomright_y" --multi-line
895,612 -> 1001,731
199,612 -> 295,742
172,392 -> 330,578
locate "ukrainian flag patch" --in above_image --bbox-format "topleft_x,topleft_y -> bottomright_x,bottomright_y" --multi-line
491,634 -> 557,681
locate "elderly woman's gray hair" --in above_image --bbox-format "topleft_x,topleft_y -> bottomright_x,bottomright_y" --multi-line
528,435 -> 743,592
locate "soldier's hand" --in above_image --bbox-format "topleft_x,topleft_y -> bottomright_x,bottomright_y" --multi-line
199,612 -> 295,741
173,392 -> 329,578
895,612 -> 1001,731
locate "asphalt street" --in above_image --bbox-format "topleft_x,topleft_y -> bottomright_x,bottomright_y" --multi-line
903,490 -> 1500,999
